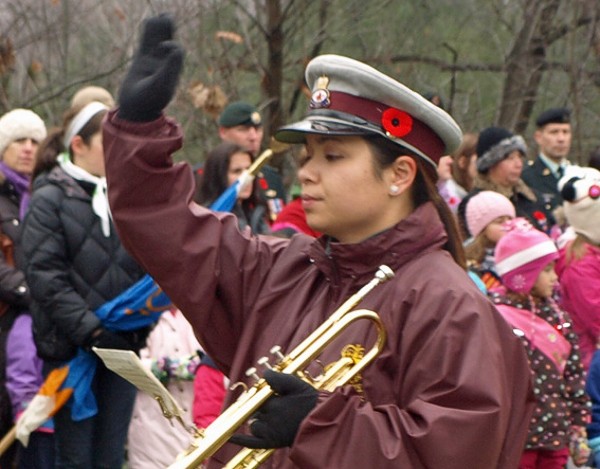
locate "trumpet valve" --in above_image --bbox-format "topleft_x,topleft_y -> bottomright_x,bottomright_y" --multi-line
269,345 -> 285,361
257,356 -> 273,370
245,367 -> 260,382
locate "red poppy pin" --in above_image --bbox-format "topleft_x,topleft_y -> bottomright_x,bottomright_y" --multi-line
381,108 -> 413,138
532,211 -> 546,221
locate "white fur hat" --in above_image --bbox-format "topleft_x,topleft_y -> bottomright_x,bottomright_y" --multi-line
0,109 -> 47,156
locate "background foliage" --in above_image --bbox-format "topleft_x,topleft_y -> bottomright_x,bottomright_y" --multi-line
0,0 -> 599,173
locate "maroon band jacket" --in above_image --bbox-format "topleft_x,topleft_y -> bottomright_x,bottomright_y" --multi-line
103,111 -> 534,469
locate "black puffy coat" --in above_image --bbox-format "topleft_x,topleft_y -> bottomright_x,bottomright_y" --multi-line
21,166 -> 146,362
0,170 -> 30,461
0,171 -> 30,307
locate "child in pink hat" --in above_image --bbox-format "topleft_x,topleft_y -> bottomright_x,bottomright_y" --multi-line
463,190 -> 515,291
491,218 -> 590,468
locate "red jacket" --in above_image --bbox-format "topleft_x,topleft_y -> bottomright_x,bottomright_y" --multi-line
103,111 -> 534,469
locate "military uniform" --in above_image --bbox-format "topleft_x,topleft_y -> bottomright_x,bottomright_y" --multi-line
218,101 -> 287,220
521,157 -> 563,213
522,107 -> 571,217
256,165 -> 286,220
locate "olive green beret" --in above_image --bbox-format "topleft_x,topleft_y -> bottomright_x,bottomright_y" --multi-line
218,101 -> 262,128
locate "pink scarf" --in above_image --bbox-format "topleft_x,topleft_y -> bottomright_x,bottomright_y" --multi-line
495,303 -> 571,374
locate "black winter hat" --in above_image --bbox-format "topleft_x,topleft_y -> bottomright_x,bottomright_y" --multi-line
476,126 -> 527,173
535,107 -> 570,128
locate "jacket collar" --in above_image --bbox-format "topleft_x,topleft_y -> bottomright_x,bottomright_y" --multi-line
33,165 -> 91,200
308,202 -> 447,285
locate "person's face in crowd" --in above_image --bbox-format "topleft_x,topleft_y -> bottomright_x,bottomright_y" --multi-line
298,135 -> 413,244
228,151 -> 253,200
487,150 -> 524,188
73,131 -> 105,177
220,125 -> 264,156
534,123 -> 571,163
531,261 -> 558,299
483,215 -> 512,244
2,137 -> 38,175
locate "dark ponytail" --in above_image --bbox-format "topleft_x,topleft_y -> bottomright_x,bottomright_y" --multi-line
366,135 -> 466,269
32,128 -> 65,182
412,157 -> 466,269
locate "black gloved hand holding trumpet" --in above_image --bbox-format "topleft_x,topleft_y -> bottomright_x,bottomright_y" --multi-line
229,369 -> 319,449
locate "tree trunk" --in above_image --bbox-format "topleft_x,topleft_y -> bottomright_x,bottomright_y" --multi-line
263,0 -> 284,141
497,0 -> 562,133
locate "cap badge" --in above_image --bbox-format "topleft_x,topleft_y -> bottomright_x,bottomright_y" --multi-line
250,111 -> 262,125
381,108 -> 413,139
310,76 -> 331,109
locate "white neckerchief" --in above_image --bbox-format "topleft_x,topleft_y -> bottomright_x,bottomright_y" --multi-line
58,153 -> 111,237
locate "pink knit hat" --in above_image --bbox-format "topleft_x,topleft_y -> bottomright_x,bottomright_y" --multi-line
465,190 -> 516,238
494,218 -> 558,294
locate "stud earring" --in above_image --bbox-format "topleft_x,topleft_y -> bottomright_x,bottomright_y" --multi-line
389,184 -> 399,195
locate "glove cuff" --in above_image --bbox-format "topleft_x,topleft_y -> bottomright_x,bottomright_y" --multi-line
117,107 -> 162,123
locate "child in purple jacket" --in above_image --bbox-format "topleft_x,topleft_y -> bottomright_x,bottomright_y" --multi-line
6,313 -> 55,468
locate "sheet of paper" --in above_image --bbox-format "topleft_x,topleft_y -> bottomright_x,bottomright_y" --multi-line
93,347 -> 184,419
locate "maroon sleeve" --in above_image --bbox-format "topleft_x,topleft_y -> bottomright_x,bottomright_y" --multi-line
103,110 -> 290,373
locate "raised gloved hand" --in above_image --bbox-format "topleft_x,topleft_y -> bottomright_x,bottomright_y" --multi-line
229,370 -> 318,449
88,328 -> 135,351
118,14 -> 184,122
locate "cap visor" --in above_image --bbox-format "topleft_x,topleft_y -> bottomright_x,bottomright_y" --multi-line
275,116 -> 376,144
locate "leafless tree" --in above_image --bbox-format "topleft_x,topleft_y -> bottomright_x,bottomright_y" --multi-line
1,0 -> 600,165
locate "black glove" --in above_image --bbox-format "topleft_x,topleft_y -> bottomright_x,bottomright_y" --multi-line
118,14 -> 184,122
229,370 -> 318,449
88,328 -> 134,351
120,326 -> 153,353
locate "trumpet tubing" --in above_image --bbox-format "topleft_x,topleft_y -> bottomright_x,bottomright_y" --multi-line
168,265 -> 394,469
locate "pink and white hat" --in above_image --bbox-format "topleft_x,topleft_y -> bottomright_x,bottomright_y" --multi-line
494,218 -> 558,294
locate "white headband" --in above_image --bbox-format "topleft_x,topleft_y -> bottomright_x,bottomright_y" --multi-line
63,101 -> 108,148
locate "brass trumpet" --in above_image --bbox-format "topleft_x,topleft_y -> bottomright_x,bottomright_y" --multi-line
168,265 -> 394,469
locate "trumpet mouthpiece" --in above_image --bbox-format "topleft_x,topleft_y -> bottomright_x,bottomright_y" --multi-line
377,265 -> 395,282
